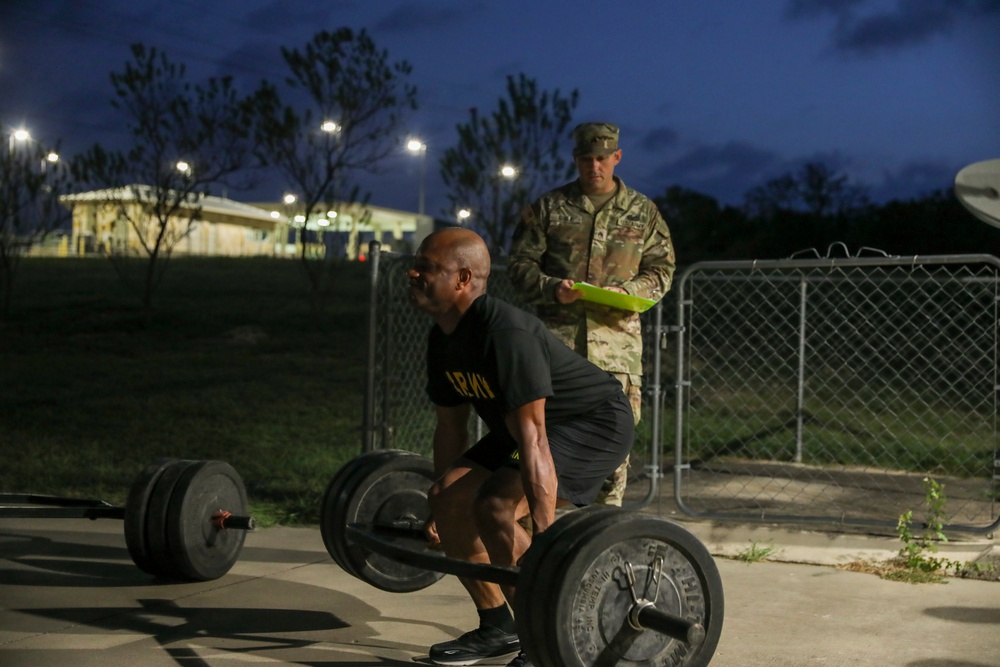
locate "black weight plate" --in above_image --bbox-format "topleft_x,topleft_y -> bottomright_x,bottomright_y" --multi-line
123,458 -> 178,576
337,450 -> 413,576
341,451 -> 441,591
144,459 -> 199,580
550,513 -> 724,667
166,460 -> 249,581
321,450 -> 405,577
322,450 -> 443,592
537,515 -> 648,667
516,506 -> 625,667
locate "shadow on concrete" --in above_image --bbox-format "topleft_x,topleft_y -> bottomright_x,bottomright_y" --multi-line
924,605 -> 1000,624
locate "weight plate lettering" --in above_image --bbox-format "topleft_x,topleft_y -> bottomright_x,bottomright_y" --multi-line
516,506 -> 625,667
541,514 -> 724,667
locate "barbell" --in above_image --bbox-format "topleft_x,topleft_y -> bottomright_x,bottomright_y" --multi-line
0,458 -> 254,581
320,450 -> 725,667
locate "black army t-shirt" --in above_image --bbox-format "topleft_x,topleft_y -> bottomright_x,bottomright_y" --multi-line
425,294 -> 622,440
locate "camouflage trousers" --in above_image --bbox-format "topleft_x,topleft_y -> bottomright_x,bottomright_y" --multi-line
594,373 -> 641,507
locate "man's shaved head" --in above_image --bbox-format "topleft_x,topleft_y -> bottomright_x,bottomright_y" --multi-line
422,227 -> 491,288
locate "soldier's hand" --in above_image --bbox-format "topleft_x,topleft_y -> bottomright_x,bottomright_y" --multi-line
603,285 -> 627,294
555,279 -> 582,304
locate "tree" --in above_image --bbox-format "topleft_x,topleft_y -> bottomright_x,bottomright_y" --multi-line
742,162 -> 871,257
744,162 -> 869,221
655,186 -> 752,263
855,189 -> 1000,257
258,28 -> 417,302
440,74 -> 579,254
0,137 -> 72,319
74,44 -> 273,321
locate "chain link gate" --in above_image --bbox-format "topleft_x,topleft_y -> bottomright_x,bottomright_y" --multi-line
672,253 -> 1000,533
361,242 -> 669,506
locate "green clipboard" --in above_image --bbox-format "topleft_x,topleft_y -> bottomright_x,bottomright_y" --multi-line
572,282 -> 657,313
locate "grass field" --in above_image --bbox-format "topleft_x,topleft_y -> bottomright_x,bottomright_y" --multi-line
4,255 -> 995,532
1,256 -> 373,525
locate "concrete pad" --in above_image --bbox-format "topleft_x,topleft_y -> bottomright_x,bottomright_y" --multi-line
1,515 -> 998,666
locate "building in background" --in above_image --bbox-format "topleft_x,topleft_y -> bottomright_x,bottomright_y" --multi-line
247,199 -> 434,260
58,188 -> 434,259
61,187 -> 283,257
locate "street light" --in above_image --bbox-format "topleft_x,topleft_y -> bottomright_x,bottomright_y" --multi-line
41,151 -> 59,174
406,137 -> 427,216
8,128 -> 30,154
491,164 -> 518,236
321,120 -> 340,133
457,208 -> 472,225
176,160 -> 191,174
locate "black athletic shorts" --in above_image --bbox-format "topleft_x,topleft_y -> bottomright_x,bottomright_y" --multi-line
460,391 -> 634,506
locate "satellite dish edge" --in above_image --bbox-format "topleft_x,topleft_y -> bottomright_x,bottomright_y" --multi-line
954,158 -> 1000,229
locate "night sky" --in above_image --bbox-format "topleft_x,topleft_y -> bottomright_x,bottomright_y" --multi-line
2,0 -> 998,219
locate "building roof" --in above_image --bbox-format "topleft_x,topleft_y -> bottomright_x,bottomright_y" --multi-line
61,186 -> 286,230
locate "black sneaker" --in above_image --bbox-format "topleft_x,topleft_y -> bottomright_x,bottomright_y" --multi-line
429,625 -> 520,665
506,651 -> 533,667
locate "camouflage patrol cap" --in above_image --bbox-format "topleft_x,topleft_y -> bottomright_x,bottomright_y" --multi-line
572,122 -> 620,157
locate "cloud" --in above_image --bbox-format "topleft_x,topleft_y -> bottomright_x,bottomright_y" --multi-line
871,159 -> 959,201
785,0 -> 1000,55
645,142 -> 943,205
242,1 -> 342,34
639,126 -> 680,152
650,141 -> 781,203
785,0 -> 866,19
374,2 -> 484,33
217,40 -> 288,81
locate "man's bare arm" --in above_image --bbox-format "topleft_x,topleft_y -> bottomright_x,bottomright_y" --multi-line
505,399 -> 557,533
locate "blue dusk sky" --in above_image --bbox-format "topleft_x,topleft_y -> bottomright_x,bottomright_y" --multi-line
2,0 -> 998,218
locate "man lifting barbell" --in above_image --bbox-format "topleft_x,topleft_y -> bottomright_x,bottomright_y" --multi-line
408,227 -> 635,667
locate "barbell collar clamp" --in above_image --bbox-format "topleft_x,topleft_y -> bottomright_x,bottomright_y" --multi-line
211,511 -> 256,531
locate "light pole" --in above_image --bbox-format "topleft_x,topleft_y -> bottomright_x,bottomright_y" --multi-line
406,137 -> 427,216
492,164 -> 518,242
457,208 -> 471,225
8,128 -> 30,154
41,151 -> 59,174
281,193 -> 298,256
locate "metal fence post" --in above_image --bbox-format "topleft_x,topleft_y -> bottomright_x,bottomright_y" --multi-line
795,275 -> 808,463
628,302 -> 665,508
362,240 -> 382,453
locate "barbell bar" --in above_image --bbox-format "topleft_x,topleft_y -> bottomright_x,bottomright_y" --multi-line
321,450 -> 724,667
345,521 -> 706,644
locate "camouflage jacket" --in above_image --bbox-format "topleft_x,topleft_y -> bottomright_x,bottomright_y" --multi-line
507,176 -> 675,376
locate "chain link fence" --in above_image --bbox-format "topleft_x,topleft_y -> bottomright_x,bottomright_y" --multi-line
673,254 -> 1000,533
361,243 -> 1000,533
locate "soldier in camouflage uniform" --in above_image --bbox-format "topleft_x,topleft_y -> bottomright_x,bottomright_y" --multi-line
507,122 -> 675,506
